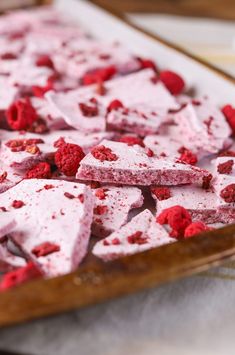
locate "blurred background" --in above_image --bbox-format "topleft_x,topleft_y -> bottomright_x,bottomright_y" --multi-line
0,0 -> 234,76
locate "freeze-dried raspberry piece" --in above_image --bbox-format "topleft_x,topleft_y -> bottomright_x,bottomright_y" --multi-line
159,70 -> 185,95
178,147 -> 198,166
64,192 -> 75,199
82,65 -> 117,85
12,200 -> 24,209
95,188 -> 107,200
220,184 -> 235,203
219,150 -> 235,157
79,99 -> 99,117
32,76 -> 55,98
202,173 -> 212,189
222,104 -> 235,135
53,137 -> 66,148
35,55 -> 54,70
1,52 -> 18,60
0,262 -> 42,291
127,231 -> 148,245
107,99 -> 124,112
111,238 -> 121,245
32,242 -> 60,257
6,97 -> 38,131
184,221 -> 212,238
157,205 -> 192,238
96,81 -> 106,96
217,160 -> 234,174
55,143 -> 85,176
91,145 -> 118,162
0,172 -> 7,183
138,57 -> 157,72
151,187 -> 171,201
25,162 -> 52,179
119,135 -> 145,147
94,205 -> 108,215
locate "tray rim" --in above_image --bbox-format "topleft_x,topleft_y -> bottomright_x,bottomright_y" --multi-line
0,0 -> 235,328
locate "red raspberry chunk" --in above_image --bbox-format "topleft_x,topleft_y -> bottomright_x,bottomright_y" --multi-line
55,143 -> 85,176
184,221 -> 213,238
35,55 -> 54,69
222,104 -> 235,135
91,145 -> 118,162
138,57 -> 157,72
119,135 -> 145,147
79,98 -> 99,117
178,147 -> 198,166
94,205 -> 108,215
64,192 -> 75,199
0,171 -> 7,183
151,187 -> 171,201
220,184 -> 235,203
95,188 -> 107,200
107,99 -> 124,112
82,65 -> 117,85
32,242 -> 60,257
6,97 -> 38,130
12,200 -> 24,209
0,262 -> 42,291
159,70 -> 185,95
157,205 -> 192,238
25,162 -> 52,179
127,231 -> 148,245
217,160 -> 234,174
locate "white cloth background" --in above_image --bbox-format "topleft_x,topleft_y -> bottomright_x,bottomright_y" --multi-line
0,14 -> 235,355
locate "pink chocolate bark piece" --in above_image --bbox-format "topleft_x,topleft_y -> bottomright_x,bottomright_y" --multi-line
0,215 -> 16,241
0,179 -> 94,277
46,69 -> 178,133
174,98 -> 232,155
0,129 -> 113,172
76,140 -> 211,186
152,185 -> 231,224
92,185 -> 143,237
93,209 -> 174,261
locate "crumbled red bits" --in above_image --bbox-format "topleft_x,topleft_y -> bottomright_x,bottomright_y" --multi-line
222,104 -> 235,135
112,238 -> 121,245
94,205 -> 108,215
6,138 -> 44,152
53,137 -> 66,148
64,192 -> 75,199
95,188 -> 107,200
184,221 -> 212,238
127,231 -> 148,245
35,55 -> 54,70
178,147 -> 198,166
151,186 -> 171,201
79,98 -> 99,117
25,162 -> 52,179
202,173 -> 212,190
159,70 -> 185,95
220,184 -> 235,203
0,262 -> 42,291
6,97 -> 38,131
157,205 -> 192,238
137,57 -> 157,72
82,65 -> 117,85
1,52 -> 18,60
78,193 -> 84,203
107,99 -> 124,113
91,145 -> 118,162
12,200 -> 24,209
119,135 -> 145,147
217,160 -> 234,174
0,171 -> 7,183
55,143 -> 85,176
32,242 -> 60,257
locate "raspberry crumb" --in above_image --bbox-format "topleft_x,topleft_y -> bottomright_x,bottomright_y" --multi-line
0,171 -> 7,183
127,231 -> 147,245
94,205 -> 108,215
55,143 -> 85,176
32,75 -> 55,98
32,242 -> 60,257
178,147 -> 198,165
157,205 -> 192,238
217,160 -> 234,174
82,65 -> 117,85
220,184 -> 235,203
137,57 -> 157,72
91,145 -> 118,162
25,162 -> 52,179
103,240 -> 110,246
107,99 -> 124,113
151,187 -> 171,201
159,70 -> 185,95
78,194 -> 84,203
222,104 -> 235,135
12,200 -> 24,209
146,148 -> 154,157
35,55 -> 54,69
95,188 -> 107,200
202,174 -> 212,189
219,150 -> 235,157
64,192 -> 75,199
44,184 -> 54,190
184,221 -> 213,238
0,262 -> 42,291
79,99 -> 99,117
6,97 -> 38,131
112,238 -> 121,245
0,207 -> 7,212
53,137 -> 66,148
119,135 -> 145,147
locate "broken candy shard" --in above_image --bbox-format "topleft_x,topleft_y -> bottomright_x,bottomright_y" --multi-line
92,209 -> 174,261
92,185 -> 144,237
174,98 -> 232,155
0,215 -> 16,241
76,140 -> 210,186
0,179 -> 94,277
